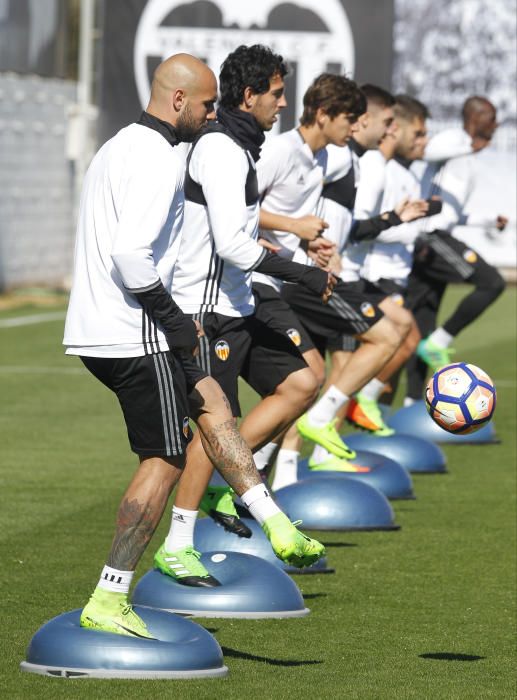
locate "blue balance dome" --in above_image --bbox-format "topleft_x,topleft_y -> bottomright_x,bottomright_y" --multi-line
342,433 -> 447,474
296,451 -> 415,499
194,517 -> 334,575
133,551 -> 309,619
274,477 -> 399,531
20,607 -> 227,679
387,400 -> 499,444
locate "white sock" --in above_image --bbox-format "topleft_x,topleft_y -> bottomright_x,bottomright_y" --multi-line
241,483 -> 281,525
254,442 -> 278,472
428,327 -> 453,348
404,397 -> 416,407
97,565 -> 134,594
310,444 -> 332,465
271,449 -> 299,491
164,506 -> 198,552
359,377 -> 385,402
306,385 -> 349,427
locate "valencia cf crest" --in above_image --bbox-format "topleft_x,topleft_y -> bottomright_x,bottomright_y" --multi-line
182,416 -> 190,439
214,339 -> 230,361
286,327 -> 302,346
390,293 -> 404,307
360,302 -> 375,318
463,249 -> 478,264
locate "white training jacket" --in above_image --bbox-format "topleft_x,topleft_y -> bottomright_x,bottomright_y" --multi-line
64,123 -> 186,357
417,127 -> 495,232
170,131 -> 266,317
361,157 -> 422,285
254,129 -> 327,291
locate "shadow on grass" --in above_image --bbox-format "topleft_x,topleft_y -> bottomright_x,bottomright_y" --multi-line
320,541 -> 358,548
221,646 -> 323,667
302,593 -> 327,600
420,652 -> 485,661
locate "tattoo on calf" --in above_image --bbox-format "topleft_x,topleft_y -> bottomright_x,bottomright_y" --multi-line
107,497 -> 158,571
203,419 -> 260,494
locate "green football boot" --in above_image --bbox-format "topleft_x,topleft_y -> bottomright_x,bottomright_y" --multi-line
80,588 -> 154,639
154,544 -> 221,587
262,512 -> 325,568
308,454 -> 371,473
200,485 -> 252,538
417,337 -> 455,372
296,414 -> 356,460
346,394 -> 395,436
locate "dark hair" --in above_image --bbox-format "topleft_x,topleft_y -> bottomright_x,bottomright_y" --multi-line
219,44 -> 288,109
360,84 -> 395,109
300,73 -> 366,126
462,96 -> 495,122
393,94 -> 430,122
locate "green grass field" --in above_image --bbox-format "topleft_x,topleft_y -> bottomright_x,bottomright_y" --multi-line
1,286 -> 515,699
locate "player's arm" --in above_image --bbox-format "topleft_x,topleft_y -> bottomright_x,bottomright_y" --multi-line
111,154 -> 198,355
197,135 -> 332,298
259,209 -> 328,241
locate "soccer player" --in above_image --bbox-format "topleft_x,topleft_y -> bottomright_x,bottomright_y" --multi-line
247,75 -> 407,482
63,54 -> 324,637
315,85 -> 427,441
154,45 -> 332,585
405,96 -> 507,401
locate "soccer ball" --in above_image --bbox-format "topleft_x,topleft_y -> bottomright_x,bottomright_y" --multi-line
425,363 -> 496,434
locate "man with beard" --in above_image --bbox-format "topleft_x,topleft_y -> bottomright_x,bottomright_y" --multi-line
153,45 -> 331,586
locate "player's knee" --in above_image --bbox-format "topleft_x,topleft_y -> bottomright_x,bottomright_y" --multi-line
488,270 -> 506,299
288,367 -> 320,407
375,318 -> 402,356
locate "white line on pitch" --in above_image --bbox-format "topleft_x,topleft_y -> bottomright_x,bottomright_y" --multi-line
0,311 -> 66,328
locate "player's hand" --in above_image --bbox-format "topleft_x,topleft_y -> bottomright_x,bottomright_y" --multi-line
293,215 -> 329,241
322,272 -> 336,304
495,215 -> 508,231
307,237 -> 336,268
190,320 -> 204,357
396,197 -> 429,222
258,238 -> 281,253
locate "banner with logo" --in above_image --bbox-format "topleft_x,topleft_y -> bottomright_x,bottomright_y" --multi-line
99,0 -> 394,142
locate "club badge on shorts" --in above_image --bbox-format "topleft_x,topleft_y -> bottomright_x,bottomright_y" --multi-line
182,417 -> 190,439
463,249 -> 478,264
360,302 -> 375,318
286,327 -> 302,346
214,339 -> 230,361
390,293 -> 404,307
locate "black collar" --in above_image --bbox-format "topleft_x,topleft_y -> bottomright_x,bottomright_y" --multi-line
216,107 -> 265,161
348,138 -> 367,157
137,111 -> 179,147
394,155 -> 412,170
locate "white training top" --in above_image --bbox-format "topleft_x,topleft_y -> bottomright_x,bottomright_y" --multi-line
319,143 -> 355,252
342,148 -> 388,282
253,128 -> 327,291
418,128 -> 494,232
170,131 -> 266,317
64,123 -> 186,357
361,157 -> 422,285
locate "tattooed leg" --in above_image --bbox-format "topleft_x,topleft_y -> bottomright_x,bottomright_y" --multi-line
174,376 -> 262,510
106,456 -> 183,570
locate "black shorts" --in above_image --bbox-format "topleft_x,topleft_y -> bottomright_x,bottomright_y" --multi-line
191,287 -> 308,416
408,231 -> 492,309
81,352 -> 202,459
282,278 -> 384,355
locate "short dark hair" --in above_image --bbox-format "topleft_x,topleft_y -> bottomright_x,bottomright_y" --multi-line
360,84 -> 395,109
300,73 -> 366,126
219,44 -> 288,109
462,96 -> 495,122
393,94 -> 430,122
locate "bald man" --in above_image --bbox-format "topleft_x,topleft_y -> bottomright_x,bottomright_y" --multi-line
404,96 -> 507,399
64,54 -> 324,639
